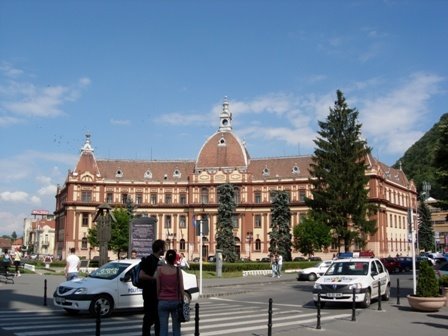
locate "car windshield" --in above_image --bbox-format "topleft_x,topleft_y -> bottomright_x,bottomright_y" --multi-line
325,261 -> 369,276
89,262 -> 131,280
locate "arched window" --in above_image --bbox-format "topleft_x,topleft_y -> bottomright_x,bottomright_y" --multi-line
179,239 -> 186,251
81,237 -> 88,250
255,239 -> 261,251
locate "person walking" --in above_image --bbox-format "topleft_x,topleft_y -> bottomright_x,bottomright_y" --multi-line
2,249 -> 12,273
65,247 -> 80,281
179,253 -> 189,270
13,248 -> 22,277
139,239 -> 165,336
155,249 -> 184,336
277,253 -> 283,277
270,253 -> 278,278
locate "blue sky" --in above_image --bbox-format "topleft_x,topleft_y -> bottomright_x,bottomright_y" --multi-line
1,0 -> 447,236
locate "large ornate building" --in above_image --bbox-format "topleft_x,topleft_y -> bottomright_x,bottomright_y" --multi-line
54,99 -> 418,261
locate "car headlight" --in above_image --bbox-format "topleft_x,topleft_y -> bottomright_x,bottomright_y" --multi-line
73,287 -> 88,295
313,283 -> 322,290
348,283 -> 362,291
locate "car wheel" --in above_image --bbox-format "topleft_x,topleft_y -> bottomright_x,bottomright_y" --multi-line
308,273 -> 317,281
183,292 -> 191,304
64,308 -> 79,315
89,294 -> 114,318
360,289 -> 371,308
382,284 -> 390,301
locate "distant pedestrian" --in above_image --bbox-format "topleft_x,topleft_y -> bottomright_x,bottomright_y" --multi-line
179,253 -> 189,270
65,247 -> 80,281
2,249 -> 12,273
270,253 -> 279,278
130,249 -> 138,259
156,249 -> 184,336
277,254 -> 283,277
13,248 -> 22,277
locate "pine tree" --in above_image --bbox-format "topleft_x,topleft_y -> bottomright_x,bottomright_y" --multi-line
418,199 -> 434,251
269,191 -> 292,261
433,116 -> 448,208
306,90 -> 377,252
216,183 -> 238,262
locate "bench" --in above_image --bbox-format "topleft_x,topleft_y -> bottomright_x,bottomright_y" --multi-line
242,269 -> 273,277
0,266 -> 14,284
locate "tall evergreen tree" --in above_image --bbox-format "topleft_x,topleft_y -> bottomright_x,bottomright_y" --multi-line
306,90 -> 377,252
216,183 -> 238,262
433,117 -> 448,208
418,199 -> 434,251
269,191 -> 292,261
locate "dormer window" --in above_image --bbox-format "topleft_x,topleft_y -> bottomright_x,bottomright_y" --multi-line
144,169 -> 152,179
218,137 -> 226,146
262,167 -> 270,176
163,174 -> 168,180
292,166 -> 300,174
115,169 -> 123,178
173,169 -> 181,178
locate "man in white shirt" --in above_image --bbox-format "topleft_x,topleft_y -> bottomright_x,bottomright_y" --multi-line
65,247 -> 80,280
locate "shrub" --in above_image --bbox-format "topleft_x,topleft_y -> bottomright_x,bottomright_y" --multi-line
439,275 -> 448,287
416,261 -> 440,297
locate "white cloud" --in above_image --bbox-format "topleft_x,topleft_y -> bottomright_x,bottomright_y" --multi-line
0,115 -> 22,127
38,184 -> 56,196
0,61 -> 24,78
0,191 -> 30,202
156,113 -> 211,126
0,211 -> 27,236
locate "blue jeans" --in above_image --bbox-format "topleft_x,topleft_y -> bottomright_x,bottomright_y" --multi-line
158,300 -> 181,336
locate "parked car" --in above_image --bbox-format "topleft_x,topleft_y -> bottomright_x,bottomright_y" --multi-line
380,257 -> 401,273
312,258 -> 390,308
293,256 -> 307,261
53,259 -> 199,317
435,262 -> 448,277
260,257 -> 271,262
397,256 -> 413,272
297,260 -> 333,281
207,255 -> 216,262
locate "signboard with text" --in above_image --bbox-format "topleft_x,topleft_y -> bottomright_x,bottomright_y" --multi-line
129,217 -> 157,259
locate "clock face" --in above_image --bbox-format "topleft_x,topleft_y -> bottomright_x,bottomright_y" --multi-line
222,119 -> 228,126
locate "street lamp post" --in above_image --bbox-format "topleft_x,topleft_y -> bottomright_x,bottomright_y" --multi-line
93,203 -> 116,267
246,231 -> 253,261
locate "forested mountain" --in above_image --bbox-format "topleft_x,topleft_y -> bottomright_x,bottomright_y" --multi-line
393,113 -> 448,205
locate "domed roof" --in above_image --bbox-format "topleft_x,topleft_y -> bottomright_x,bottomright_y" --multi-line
195,98 -> 249,170
196,131 -> 249,170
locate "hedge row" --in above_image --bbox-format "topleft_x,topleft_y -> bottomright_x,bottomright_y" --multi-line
188,261 -> 317,272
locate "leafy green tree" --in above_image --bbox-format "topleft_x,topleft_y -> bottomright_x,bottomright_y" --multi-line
293,214 -> 331,257
88,207 -> 131,256
418,199 -> 434,252
306,90 -> 377,252
433,116 -> 448,208
269,191 -> 292,261
216,183 -> 238,262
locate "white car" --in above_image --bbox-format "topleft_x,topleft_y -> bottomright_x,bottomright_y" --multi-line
312,258 -> 390,308
53,259 -> 199,317
297,260 -> 333,281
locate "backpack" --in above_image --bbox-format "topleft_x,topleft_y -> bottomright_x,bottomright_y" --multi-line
131,257 -> 145,289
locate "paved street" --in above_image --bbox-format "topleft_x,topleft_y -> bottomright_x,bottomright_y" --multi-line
0,272 -> 447,335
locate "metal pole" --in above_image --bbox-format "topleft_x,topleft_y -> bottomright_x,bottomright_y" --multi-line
316,293 -> 321,329
267,298 -> 273,336
351,287 -> 356,321
194,302 -> 200,336
199,219 -> 203,295
396,278 -> 400,305
95,302 -> 101,336
377,281 -> 382,311
43,279 -> 47,306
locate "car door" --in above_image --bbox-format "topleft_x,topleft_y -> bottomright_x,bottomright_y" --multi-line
117,265 -> 144,309
373,260 -> 388,296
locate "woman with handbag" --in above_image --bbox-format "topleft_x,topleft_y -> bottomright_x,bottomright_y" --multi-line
155,249 -> 184,336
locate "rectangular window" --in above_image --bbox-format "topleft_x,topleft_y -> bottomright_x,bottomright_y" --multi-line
82,213 -> 89,227
81,191 -> 92,202
231,215 -> 239,228
179,215 -> 186,228
255,192 -> 262,204
165,193 -> 172,204
121,193 -> 128,204
106,192 -> 113,204
150,193 -> 157,205
136,193 -> 143,205
180,193 -> 187,205
254,214 -> 262,228
299,190 -> 306,202
164,215 -> 172,229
